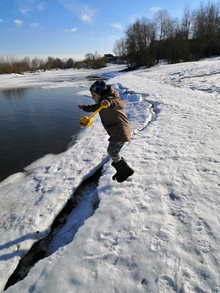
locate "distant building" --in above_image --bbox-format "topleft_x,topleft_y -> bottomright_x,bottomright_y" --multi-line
104,54 -> 125,64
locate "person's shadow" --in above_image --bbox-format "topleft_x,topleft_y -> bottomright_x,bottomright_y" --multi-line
0,231 -> 44,261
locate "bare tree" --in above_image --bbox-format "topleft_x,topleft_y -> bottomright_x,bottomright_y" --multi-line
192,2 -> 220,58
66,58 -> 75,68
125,17 -> 156,68
153,9 -> 177,63
84,52 -> 107,69
113,38 -> 127,58
181,7 -> 193,39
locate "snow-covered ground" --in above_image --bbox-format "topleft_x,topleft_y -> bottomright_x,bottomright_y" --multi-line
0,64 -> 126,90
0,59 -> 219,292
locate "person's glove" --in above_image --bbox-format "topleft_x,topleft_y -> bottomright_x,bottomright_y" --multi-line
78,104 -> 87,110
101,99 -> 110,108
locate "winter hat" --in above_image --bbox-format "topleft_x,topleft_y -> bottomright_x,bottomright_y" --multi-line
90,80 -> 108,96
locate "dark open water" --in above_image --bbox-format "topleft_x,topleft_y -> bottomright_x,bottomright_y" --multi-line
0,86 -> 91,182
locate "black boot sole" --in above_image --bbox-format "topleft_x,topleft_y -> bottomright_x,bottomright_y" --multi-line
113,169 -> 134,182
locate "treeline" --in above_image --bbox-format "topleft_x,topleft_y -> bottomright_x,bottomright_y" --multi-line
2,2 -> 219,74
0,52 -> 107,74
114,2 -> 220,68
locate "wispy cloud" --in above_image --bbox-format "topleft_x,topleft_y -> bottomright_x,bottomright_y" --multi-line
79,5 -> 96,23
64,27 -> 77,33
16,0 -> 46,14
111,22 -> 124,31
37,2 -> 46,11
149,6 -> 161,15
0,19 -> 4,24
14,19 -> 24,26
17,0 -> 34,14
58,0 -> 97,24
20,7 -> 30,14
30,22 -> 40,28
127,7 -> 162,23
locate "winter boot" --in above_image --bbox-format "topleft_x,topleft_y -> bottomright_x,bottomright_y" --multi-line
111,158 -> 134,183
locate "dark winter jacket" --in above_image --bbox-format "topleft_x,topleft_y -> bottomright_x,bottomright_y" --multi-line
81,86 -> 131,142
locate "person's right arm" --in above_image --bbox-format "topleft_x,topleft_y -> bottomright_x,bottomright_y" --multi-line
78,104 -> 99,112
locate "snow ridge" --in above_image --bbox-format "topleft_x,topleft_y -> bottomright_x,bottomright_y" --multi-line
4,166 -> 103,290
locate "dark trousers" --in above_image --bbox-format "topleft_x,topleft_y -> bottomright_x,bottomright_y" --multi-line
107,141 -> 124,163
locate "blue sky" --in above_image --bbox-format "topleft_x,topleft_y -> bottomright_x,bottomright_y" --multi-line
0,0 -> 216,60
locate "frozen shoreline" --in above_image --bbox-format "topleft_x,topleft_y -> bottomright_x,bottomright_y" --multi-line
0,64 -> 127,90
1,59 -> 220,292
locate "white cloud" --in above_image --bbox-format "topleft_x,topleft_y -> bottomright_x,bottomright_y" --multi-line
16,0 -> 34,14
16,0 -> 34,5
149,6 -> 161,15
20,7 -> 30,14
30,22 -> 40,28
14,19 -> 24,26
111,22 -> 124,31
16,0 -> 46,14
79,5 -> 96,23
59,0 -> 97,24
64,27 -> 77,33
37,2 -> 46,11
126,6 -> 162,23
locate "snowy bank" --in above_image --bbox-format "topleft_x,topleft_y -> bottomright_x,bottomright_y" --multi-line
0,59 -> 220,292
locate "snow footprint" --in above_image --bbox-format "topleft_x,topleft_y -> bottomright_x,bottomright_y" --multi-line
195,218 -> 212,253
171,208 -> 190,226
196,217 -> 212,236
99,231 -> 119,249
196,239 -> 211,253
84,232 -> 120,263
150,232 -> 168,251
157,274 -> 177,292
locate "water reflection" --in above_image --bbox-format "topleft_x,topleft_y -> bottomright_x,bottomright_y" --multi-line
0,86 -> 91,182
0,87 -> 29,99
